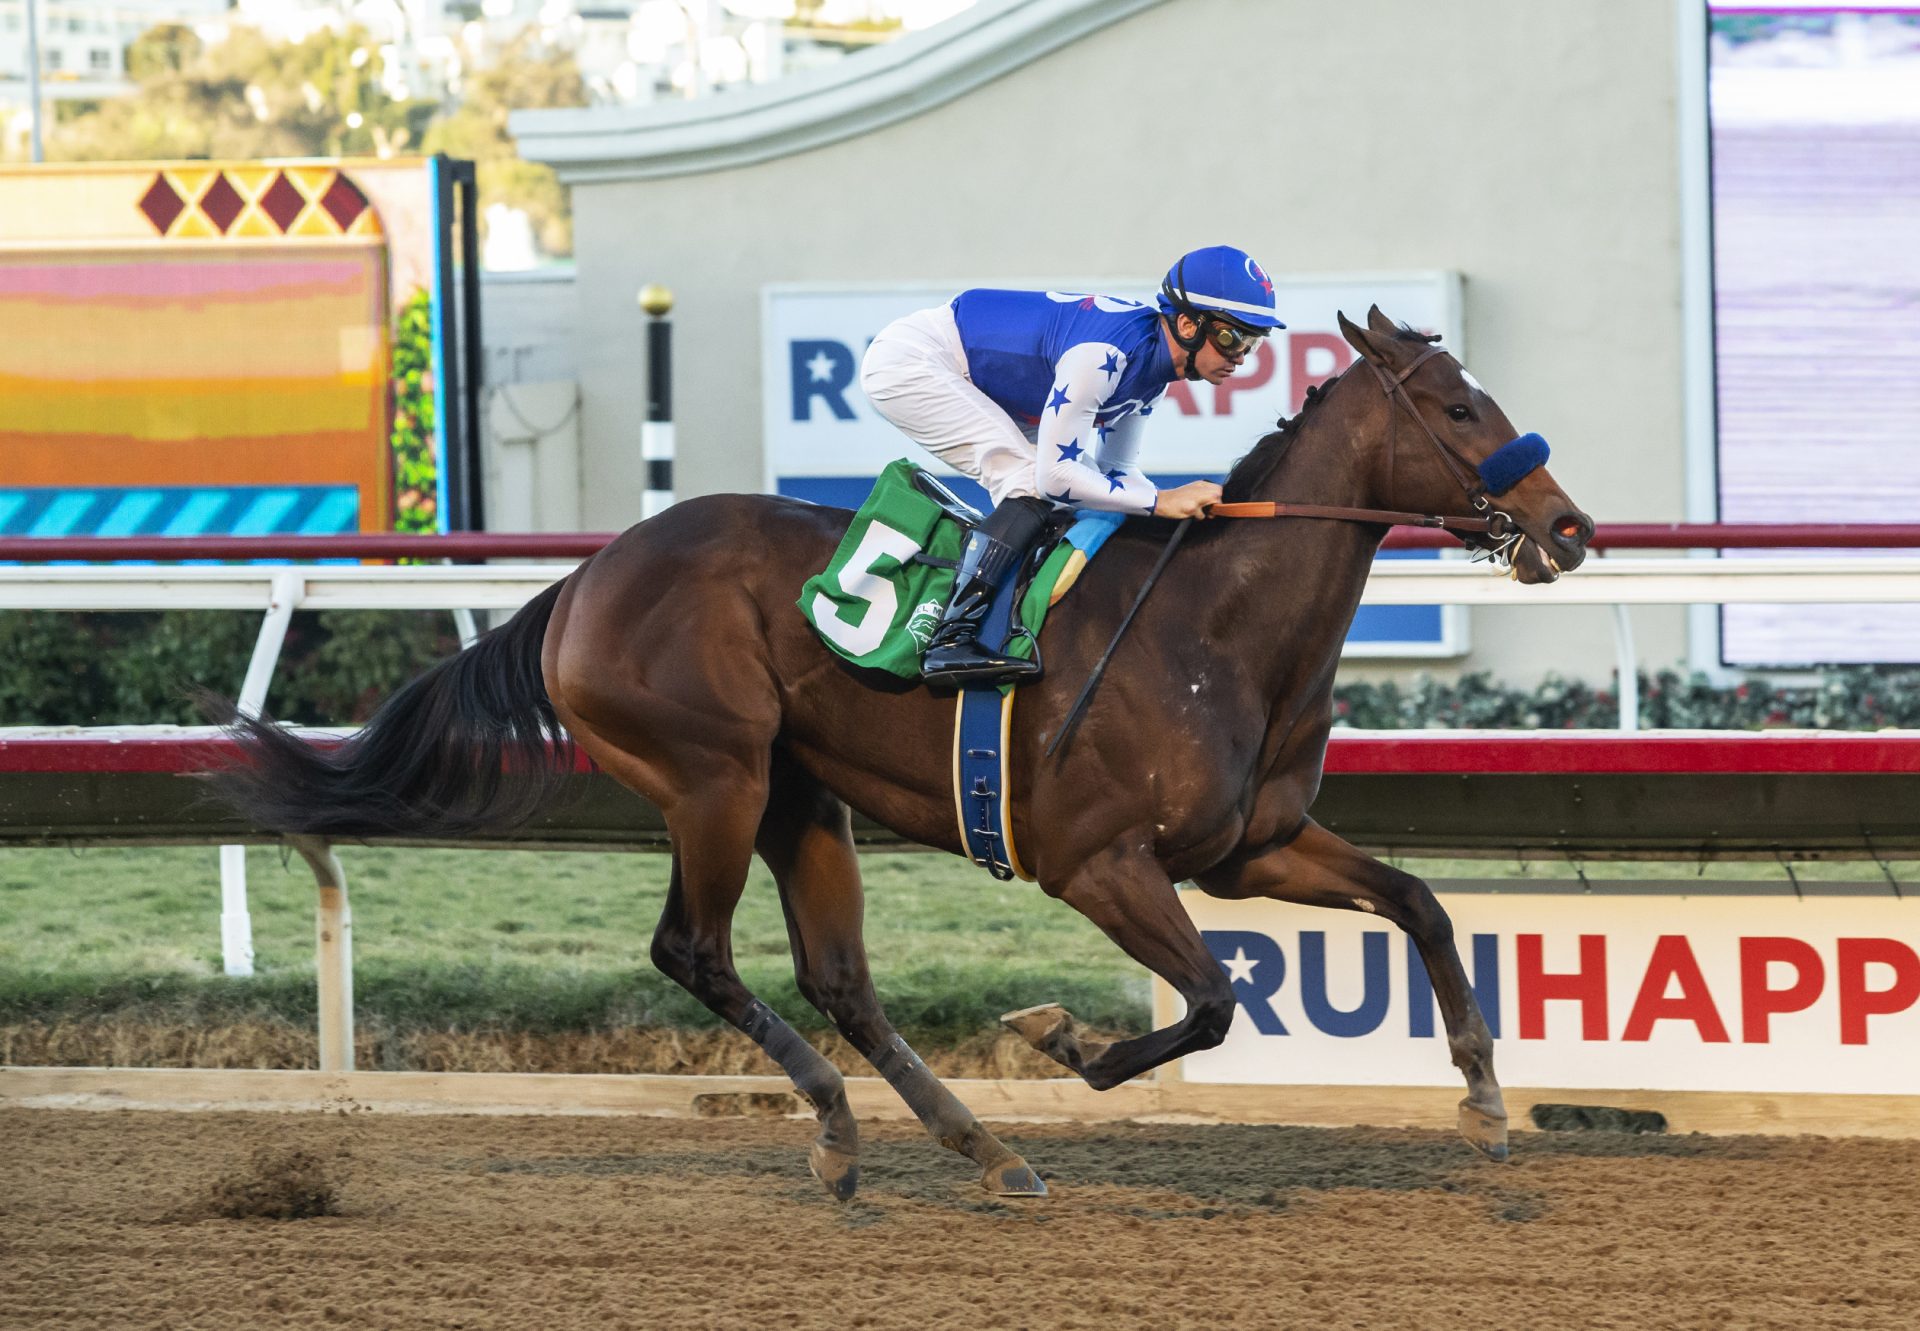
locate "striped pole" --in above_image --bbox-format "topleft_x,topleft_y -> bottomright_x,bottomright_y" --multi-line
639,283 -> 675,519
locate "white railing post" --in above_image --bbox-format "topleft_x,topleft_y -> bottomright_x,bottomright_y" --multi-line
452,606 -> 481,648
219,571 -> 304,978
1611,601 -> 1640,731
291,836 -> 354,1072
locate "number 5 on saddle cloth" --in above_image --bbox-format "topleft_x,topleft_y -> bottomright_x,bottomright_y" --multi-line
798,460 -> 1125,880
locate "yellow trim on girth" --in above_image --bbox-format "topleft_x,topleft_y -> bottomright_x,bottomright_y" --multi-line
950,688 -> 1034,882
1001,687 -> 1034,882
950,692 -> 968,859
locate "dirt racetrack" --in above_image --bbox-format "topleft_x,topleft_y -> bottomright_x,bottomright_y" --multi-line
4,1108 -> 1917,1331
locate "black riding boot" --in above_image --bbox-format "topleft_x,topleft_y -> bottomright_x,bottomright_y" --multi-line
921,496 -> 1050,687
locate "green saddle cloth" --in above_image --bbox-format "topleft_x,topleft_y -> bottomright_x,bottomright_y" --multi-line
798,459 -> 1110,680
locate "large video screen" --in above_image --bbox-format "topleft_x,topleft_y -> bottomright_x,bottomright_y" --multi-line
1710,5 -> 1920,664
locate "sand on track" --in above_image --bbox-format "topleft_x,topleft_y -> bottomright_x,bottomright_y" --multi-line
3,1107 -> 1917,1331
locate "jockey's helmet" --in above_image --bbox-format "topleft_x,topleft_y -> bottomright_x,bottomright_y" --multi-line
1156,245 -> 1286,332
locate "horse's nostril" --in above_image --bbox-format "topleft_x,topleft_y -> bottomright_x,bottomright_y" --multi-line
1552,513 -> 1592,549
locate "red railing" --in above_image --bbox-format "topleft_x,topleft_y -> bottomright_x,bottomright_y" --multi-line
7,523 -> 1920,564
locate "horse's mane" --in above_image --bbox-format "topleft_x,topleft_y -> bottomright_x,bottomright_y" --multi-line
1220,372 -> 1344,502
1220,324 -> 1439,502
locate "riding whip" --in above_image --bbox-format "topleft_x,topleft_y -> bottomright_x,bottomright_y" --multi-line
1044,517 -> 1192,759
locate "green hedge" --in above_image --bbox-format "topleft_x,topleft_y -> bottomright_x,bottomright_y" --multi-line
1333,667 -> 1920,731
4,608 -> 1917,731
0,609 -> 459,726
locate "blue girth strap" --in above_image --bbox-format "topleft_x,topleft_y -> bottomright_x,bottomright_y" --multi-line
952,559 -> 1027,881
947,511 -> 1124,881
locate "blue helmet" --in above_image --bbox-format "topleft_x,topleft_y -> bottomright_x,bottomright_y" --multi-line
1156,245 -> 1285,330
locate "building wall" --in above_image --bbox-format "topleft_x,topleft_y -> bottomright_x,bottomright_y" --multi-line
544,0 -> 1696,684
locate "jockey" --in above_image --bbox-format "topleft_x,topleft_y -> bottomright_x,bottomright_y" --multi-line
860,244 -> 1284,686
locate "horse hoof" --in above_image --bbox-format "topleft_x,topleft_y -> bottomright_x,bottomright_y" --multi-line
809,1141 -> 860,1202
1006,1006 -> 1067,1052
1458,1100 -> 1510,1163
982,1157 -> 1048,1198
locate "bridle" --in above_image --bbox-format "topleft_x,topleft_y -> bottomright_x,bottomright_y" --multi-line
1210,342 -> 1529,566
1370,342 -> 1529,565
1046,342 -> 1543,759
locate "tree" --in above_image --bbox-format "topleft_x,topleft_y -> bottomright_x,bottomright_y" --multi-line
49,24 -> 432,163
422,32 -> 588,258
44,22 -> 586,259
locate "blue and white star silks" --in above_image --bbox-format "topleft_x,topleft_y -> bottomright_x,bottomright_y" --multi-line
950,289 -> 1175,514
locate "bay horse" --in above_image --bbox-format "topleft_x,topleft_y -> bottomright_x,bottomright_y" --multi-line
217,307 -> 1592,1201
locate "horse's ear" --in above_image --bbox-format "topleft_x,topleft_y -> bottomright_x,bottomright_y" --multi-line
1337,310 -> 1382,363
1366,304 -> 1398,337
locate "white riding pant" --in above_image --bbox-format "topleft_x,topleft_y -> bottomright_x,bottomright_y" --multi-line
859,304 -> 1039,506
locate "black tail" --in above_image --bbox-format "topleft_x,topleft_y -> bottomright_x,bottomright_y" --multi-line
211,581 -> 573,837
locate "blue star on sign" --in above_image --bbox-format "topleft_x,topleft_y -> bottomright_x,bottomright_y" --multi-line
1047,385 -> 1071,415
1100,352 -> 1121,376
1104,468 -> 1126,493
1057,438 -> 1084,463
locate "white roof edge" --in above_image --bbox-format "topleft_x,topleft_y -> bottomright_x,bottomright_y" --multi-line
511,0 -> 1172,183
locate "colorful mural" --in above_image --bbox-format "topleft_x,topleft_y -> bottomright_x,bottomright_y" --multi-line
0,159 -> 456,539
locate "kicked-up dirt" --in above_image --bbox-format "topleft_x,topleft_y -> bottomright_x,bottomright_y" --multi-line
2,1108 -> 1917,1330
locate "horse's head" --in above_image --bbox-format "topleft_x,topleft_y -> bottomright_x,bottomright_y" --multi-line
1337,306 -> 1593,584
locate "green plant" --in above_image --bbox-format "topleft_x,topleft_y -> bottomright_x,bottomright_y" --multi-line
0,610 -> 456,726
390,287 -> 438,535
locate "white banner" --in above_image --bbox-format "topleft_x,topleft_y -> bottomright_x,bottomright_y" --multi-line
760,273 -> 1468,656
760,273 -> 1463,491
1174,892 -> 1920,1095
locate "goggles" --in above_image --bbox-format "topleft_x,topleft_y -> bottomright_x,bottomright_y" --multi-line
1203,317 -> 1267,359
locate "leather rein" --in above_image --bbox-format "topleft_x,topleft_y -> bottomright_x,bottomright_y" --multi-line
1045,345 -> 1523,759
1206,343 -> 1520,546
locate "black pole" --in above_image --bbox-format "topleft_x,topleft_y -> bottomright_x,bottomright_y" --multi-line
433,155 -> 465,531
454,159 -> 485,531
639,284 -> 675,518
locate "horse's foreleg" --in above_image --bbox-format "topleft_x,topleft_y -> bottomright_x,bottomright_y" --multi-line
1193,819 -> 1508,1161
757,759 -> 1044,1197
1005,848 -> 1235,1091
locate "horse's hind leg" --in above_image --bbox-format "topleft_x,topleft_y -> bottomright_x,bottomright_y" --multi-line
1194,819 -> 1508,1161
586,741 -> 858,1198
756,752 -> 1045,1197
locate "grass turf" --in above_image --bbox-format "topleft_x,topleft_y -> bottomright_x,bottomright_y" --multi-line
0,845 -> 1146,1040
0,844 -> 1857,1043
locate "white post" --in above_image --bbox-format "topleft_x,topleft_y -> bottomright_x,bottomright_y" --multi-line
218,845 -> 255,976
293,836 -> 354,1072
452,605 -> 481,648
25,0 -> 44,163
1611,601 -> 1640,732
219,571 -> 303,978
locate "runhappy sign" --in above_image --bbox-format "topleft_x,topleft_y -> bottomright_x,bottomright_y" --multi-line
1173,892 -> 1920,1095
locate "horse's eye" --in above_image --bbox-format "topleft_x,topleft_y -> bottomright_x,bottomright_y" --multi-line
1447,404 -> 1471,422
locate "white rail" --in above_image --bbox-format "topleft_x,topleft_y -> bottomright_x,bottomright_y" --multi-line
7,555 -> 1920,611
8,554 -> 1913,994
